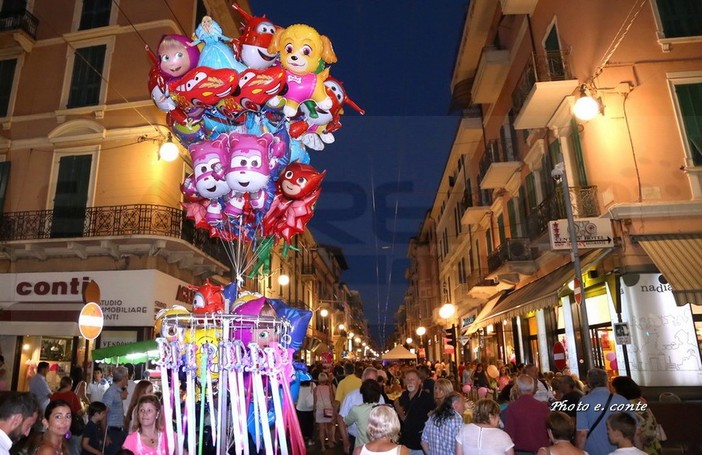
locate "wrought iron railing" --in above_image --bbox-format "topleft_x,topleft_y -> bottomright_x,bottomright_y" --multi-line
0,204 -> 230,265
0,9 -> 39,39
487,238 -> 535,273
512,49 -> 573,115
527,186 -> 599,240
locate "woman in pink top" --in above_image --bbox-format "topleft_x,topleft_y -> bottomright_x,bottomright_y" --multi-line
122,394 -> 169,455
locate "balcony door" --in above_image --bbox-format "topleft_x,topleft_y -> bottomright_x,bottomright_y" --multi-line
51,155 -> 92,238
544,24 -> 565,81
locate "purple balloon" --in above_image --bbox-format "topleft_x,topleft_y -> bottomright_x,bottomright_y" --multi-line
269,299 -> 312,352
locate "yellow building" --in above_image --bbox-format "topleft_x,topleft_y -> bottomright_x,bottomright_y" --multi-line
419,0 -> 702,396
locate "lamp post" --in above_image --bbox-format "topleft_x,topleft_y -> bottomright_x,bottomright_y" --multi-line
552,162 -> 594,374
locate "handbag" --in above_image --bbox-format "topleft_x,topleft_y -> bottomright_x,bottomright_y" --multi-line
70,414 -> 85,436
323,407 -> 334,418
656,424 -> 667,442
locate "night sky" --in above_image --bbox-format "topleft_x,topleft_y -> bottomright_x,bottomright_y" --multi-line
253,0 -> 468,346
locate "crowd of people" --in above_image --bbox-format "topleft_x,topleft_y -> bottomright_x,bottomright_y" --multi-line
295,360 -> 666,455
1,362 -> 162,455
0,358 -> 668,455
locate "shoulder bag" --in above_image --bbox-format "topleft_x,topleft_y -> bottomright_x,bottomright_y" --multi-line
585,393 -> 613,440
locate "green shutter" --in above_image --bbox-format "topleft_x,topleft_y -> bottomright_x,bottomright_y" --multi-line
656,0 -> 702,38
79,0 -> 112,30
570,119 -> 588,185
675,83 -> 702,166
51,155 -> 92,238
0,161 -> 9,217
508,199 -> 518,238
0,59 -> 17,117
497,214 -> 506,243
526,173 -> 537,210
67,45 -> 106,108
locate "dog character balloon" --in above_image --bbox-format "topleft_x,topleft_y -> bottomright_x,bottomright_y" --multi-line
263,161 -> 325,242
217,132 -> 285,218
184,140 -> 230,225
267,24 -> 337,118
232,3 -> 279,70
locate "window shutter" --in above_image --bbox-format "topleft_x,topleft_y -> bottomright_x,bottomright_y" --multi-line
675,83 -> 702,166
0,59 -> 17,117
656,0 -> 702,38
79,0 -> 112,30
67,45 -> 106,108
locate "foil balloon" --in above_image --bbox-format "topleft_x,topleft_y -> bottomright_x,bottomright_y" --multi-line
190,279 -> 225,314
263,162 -> 325,242
267,24 -> 337,118
269,299 -> 312,352
155,305 -> 191,340
156,34 -> 201,82
190,16 -> 238,70
185,326 -> 222,380
183,140 -> 230,225
231,295 -> 279,347
232,3 -> 279,70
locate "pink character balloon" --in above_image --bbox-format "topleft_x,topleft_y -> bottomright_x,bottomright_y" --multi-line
218,132 -> 284,217
185,140 -> 230,225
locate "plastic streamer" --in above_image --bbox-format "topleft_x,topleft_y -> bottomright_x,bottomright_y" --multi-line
155,339 -> 175,455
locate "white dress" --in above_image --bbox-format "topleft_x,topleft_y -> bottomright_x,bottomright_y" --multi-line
456,423 -> 515,455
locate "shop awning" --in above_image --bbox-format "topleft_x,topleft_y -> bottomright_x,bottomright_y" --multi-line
464,292 -> 506,335
92,340 -> 159,364
637,233 -> 702,306
477,249 -> 611,327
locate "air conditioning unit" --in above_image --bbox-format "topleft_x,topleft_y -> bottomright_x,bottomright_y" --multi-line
507,238 -> 532,261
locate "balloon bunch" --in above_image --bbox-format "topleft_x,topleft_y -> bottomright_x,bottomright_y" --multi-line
155,293 -> 313,455
147,4 -> 364,280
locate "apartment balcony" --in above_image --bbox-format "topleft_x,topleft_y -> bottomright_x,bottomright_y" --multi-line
0,9 -> 38,52
500,0 -> 538,15
461,187 -> 493,225
0,204 -> 229,274
487,237 -> 538,283
527,186 -> 600,241
300,264 -> 315,281
472,47 -> 511,104
512,50 -> 579,130
478,141 -> 521,190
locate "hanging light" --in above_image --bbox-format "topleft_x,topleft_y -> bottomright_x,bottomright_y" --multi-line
277,274 -> 290,286
416,326 -> 426,337
573,85 -> 600,121
159,133 -> 179,162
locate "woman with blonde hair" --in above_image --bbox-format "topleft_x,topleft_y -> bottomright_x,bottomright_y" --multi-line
124,380 -> 154,430
456,398 -> 514,455
314,372 -> 337,448
356,404 -> 409,454
122,394 -> 168,455
433,378 -> 455,406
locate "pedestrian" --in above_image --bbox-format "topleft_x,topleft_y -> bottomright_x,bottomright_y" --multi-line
124,380 -> 154,431
51,376 -> 85,455
606,413 -> 646,455
29,362 -> 52,414
339,367 -> 384,455
121,395 -> 168,455
314,372 -> 337,449
393,369 -> 435,455
33,400 -> 72,455
421,392 -> 465,455
102,366 -> 129,455
456,398 -> 514,455
503,374 -> 550,454
356,404 -> 409,455
536,411 -> 585,455
472,363 -> 490,389
555,375 -> 583,419
0,392 -> 40,455
611,376 -> 662,455
81,401 -> 107,455
87,368 -> 109,404
576,368 -> 632,455
295,378 -> 316,447
525,364 -> 554,403
344,380 -> 383,452
433,378 -> 454,407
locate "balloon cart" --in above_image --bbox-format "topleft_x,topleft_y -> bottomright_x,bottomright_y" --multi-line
145,3 -> 364,453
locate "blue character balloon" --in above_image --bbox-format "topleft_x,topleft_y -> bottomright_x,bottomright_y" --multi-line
190,16 -> 238,70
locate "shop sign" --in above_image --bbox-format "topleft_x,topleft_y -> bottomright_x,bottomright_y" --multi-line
613,322 -> 631,345
0,270 -> 192,327
99,330 -> 137,348
549,218 -> 614,250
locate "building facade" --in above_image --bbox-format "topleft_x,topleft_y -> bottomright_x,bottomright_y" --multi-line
409,0 -> 702,395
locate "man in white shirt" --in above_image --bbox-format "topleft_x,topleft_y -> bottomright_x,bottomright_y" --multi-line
0,392 -> 40,455
87,366 -> 109,403
28,361 -> 52,413
338,367 -> 384,455
122,363 -> 138,414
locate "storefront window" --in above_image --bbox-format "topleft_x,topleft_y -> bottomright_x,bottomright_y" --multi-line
40,337 -> 73,362
501,320 -> 516,366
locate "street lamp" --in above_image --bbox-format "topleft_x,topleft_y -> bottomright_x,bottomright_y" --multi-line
439,303 -> 456,319
338,324 -> 345,331
439,302 -> 459,383
277,274 -> 290,286
416,326 -> 426,360
405,337 -> 413,345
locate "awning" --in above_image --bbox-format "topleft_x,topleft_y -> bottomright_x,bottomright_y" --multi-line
92,340 -> 159,364
637,233 -> 702,306
464,292 -> 506,335
477,249 -> 611,326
